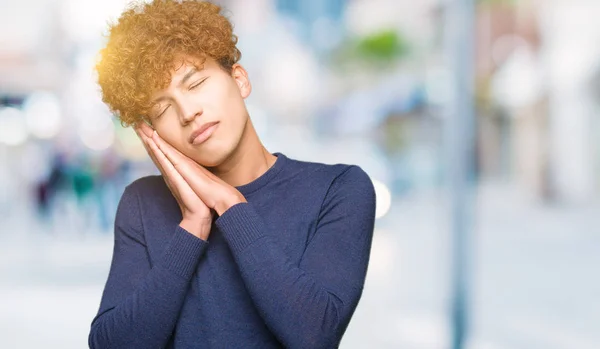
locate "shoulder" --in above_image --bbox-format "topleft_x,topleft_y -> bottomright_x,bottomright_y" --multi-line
115,175 -> 169,217
115,175 -> 180,246
120,175 -> 177,218
113,177 -> 166,239
126,175 -> 166,193
284,155 -> 374,194
124,175 -> 170,200
278,155 -> 376,217
324,164 -> 376,208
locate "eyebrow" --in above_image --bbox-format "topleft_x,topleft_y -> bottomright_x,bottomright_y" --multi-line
151,67 -> 201,104
177,67 -> 199,88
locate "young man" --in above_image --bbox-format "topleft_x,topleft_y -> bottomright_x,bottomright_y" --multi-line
89,1 -> 376,348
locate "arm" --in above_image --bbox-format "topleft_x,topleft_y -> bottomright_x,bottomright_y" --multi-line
88,184 -> 208,349
215,166 -> 376,349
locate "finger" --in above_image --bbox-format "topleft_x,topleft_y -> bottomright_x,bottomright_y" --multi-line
146,137 -> 190,190
138,134 -> 183,200
135,129 -> 167,176
147,137 -> 201,209
149,129 -> 213,175
142,135 -> 193,189
151,130 -> 213,197
151,130 -> 189,167
137,122 -> 155,138
134,127 -> 183,203
151,130 -> 211,177
134,127 -> 152,158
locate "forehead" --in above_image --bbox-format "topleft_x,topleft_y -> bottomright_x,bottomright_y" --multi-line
170,56 -> 205,78
167,56 -> 227,85
150,56 -> 222,102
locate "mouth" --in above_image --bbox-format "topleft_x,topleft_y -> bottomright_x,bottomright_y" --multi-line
189,121 -> 219,145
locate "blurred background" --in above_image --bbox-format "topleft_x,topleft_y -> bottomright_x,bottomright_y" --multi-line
1,0 -> 599,348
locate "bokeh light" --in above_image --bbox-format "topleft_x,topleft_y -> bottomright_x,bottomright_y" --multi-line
0,107 -> 29,146
372,178 -> 392,219
23,92 -> 63,139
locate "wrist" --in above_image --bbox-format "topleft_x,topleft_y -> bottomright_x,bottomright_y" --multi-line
215,193 -> 246,216
179,217 -> 211,241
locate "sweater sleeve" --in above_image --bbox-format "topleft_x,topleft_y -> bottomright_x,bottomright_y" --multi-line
88,183 -> 208,349
215,165 -> 376,349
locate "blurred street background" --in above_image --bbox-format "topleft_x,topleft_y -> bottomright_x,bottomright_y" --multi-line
1,0 -> 600,348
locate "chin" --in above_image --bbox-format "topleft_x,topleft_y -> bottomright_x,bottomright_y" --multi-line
191,131 -> 242,168
193,149 -> 229,168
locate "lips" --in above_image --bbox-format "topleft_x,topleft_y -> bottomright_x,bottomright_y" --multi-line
189,121 -> 219,144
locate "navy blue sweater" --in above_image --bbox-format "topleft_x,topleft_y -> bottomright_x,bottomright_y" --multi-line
89,153 -> 376,349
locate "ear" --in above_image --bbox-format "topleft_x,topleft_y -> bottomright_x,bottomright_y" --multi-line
231,64 -> 252,99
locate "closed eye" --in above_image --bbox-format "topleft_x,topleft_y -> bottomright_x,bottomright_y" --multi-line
189,77 -> 209,90
155,105 -> 170,119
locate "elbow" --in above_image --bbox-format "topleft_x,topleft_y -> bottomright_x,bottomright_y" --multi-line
88,318 -> 112,349
299,323 -> 344,349
309,291 -> 360,348
296,300 -> 348,349
88,321 -> 107,349
88,326 -> 99,349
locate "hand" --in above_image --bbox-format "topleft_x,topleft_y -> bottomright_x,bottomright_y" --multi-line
135,123 -> 212,240
139,124 -> 246,216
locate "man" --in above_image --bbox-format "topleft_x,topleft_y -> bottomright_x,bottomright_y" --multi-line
89,1 -> 376,348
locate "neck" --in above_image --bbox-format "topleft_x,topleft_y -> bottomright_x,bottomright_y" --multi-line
208,118 -> 276,188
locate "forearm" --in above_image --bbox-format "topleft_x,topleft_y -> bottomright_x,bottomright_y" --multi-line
216,204 -> 365,349
232,236 -> 356,349
89,227 -> 207,349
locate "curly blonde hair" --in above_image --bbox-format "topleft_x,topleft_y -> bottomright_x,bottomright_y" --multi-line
96,0 -> 242,126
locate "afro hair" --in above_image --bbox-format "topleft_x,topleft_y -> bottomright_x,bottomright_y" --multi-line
96,0 -> 242,126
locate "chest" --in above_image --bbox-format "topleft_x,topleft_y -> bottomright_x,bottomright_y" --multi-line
143,194 -> 320,269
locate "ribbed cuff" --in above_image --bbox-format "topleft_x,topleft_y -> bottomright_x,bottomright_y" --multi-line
157,225 -> 208,280
215,203 -> 266,254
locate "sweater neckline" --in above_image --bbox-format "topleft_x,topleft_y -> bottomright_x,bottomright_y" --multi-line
235,152 -> 287,196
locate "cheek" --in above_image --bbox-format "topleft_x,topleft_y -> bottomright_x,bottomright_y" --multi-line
225,86 -> 248,120
208,84 -> 246,125
155,125 -> 186,152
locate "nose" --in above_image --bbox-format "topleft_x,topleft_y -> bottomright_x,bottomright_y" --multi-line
180,100 -> 202,125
